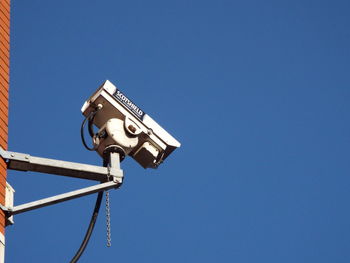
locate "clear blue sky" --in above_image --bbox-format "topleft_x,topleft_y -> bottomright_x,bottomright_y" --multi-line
6,0 -> 350,262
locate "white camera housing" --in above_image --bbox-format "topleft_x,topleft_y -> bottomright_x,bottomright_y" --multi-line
81,80 -> 181,169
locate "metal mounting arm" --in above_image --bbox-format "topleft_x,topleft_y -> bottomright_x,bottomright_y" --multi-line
0,147 -> 122,182
0,147 -> 123,224
0,181 -> 120,217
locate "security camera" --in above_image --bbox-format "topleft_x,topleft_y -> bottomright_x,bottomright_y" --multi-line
81,80 -> 181,169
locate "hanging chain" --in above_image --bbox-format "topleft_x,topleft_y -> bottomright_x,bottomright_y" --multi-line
105,190 -> 112,247
106,165 -> 112,247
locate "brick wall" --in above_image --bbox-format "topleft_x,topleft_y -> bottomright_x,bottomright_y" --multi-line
0,0 -> 10,235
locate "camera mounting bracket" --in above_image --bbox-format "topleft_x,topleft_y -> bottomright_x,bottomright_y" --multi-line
0,147 -> 123,225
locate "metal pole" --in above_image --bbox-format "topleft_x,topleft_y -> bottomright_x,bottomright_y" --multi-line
110,152 -> 120,170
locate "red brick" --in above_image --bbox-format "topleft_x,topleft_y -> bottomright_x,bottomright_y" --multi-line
0,44 -> 9,63
0,128 -> 8,141
1,0 -> 10,6
0,41 -> 8,52
0,62 -> 8,76
0,110 -> 7,120
0,113 -> 7,122
0,28 -> 9,41
0,190 -> 5,204
0,11 -> 9,31
0,108 -> 7,121
0,162 -> 6,171
0,101 -> 8,114
0,218 -> 4,229
0,127 -> 7,139
0,56 -> 8,70
0,182 -> 6,191
0,86 -> 9,98
0,50 -> 8,68
0,57 -> 8,73
0,2 -> 10,16
0,36 -> 9,51
0,121 -> 7,133
0,81 -> 9,94
0,124 -> 6,134
0,49 -> 8,63
0,67 -> 8,83
0,54 -> 8,73
0,0 -> 10,8
0,137 -> 6,149
0,42 -> 9,56
0,101 -> 8,116
0,119 -> 7,134
0,161 -> 6,171
0,123 -> 7,137
0,93 -> 8,108
0,130 -> 8,141
0,112 -> 8,126
3,0 -> 10,6
0,1 -> 10,14
0,168 -> 6,177
0,216 -> 5,232
0,174 -> 5,183
0,182 -> 5,195
0,66 -> 10,84
0,23 -> 8,38
0,42 -> 8,56
0,33 -> 9,50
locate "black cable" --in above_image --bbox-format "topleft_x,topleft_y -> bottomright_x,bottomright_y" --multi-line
71,108 -> 104,262
88,113 -> 96,138
69,156 -> 114,263
81,110 -> 98,151
69,191 -> 103,263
